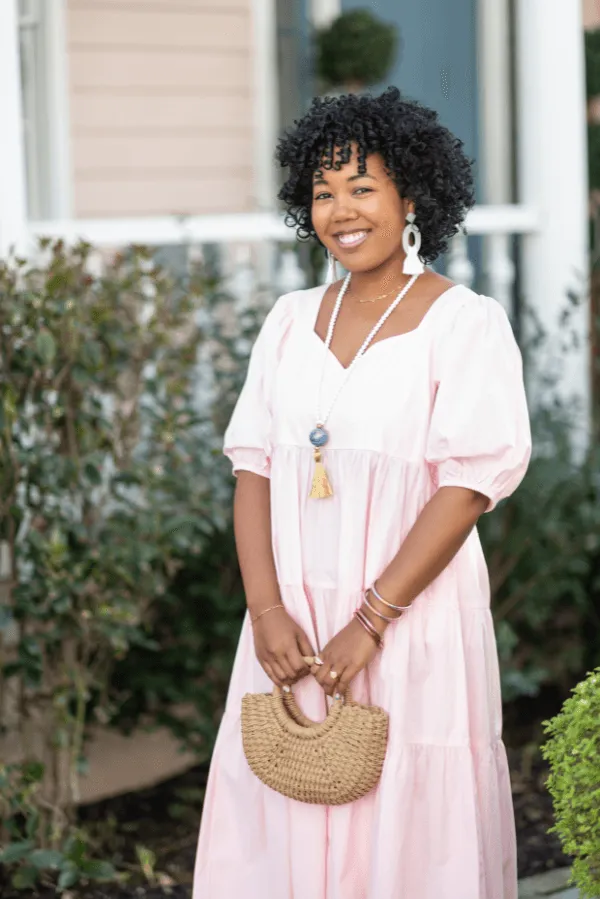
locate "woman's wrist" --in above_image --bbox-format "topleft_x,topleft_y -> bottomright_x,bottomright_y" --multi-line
371,578 -> 412,612
358,581 -> 413,637
245,585 -> 282,619
250,603 -> 285,626
358,602 -> 389,638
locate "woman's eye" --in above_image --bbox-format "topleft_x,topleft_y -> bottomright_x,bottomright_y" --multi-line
354,187 -> 372,195
314,192 -> 332,201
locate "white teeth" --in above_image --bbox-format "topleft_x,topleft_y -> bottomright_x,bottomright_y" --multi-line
337,231 -> 368,247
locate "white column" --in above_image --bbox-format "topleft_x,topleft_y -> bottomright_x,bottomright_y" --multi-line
251,0 -> 279,294
0,0 -> 28,257
477,0 -> 515,314
310,0 -> 341,29
515,0 -> 590,445
251,0 -> 278,213
45,0 -> 73,219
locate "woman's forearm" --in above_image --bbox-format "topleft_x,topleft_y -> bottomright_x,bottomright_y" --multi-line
372,486 -> 490,616
233,470 -> 281,616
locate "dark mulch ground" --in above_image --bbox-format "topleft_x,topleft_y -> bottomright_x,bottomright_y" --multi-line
0,744 -> 571,898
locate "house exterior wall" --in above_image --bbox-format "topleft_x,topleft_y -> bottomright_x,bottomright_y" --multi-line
66,0 -> 255,218
583,0 -> 600,28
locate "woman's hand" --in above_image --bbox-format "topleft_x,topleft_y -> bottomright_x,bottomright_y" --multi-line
252,607 -> 315,688
311,617 -> 380,697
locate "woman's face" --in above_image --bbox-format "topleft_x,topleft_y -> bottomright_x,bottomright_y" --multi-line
311,148 -> 412,273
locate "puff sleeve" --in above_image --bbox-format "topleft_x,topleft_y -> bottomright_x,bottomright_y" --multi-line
222,293 -> 294,478
425,294 -> 532,512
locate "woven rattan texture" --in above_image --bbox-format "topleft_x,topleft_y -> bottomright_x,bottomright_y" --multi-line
241,689 -> 389,805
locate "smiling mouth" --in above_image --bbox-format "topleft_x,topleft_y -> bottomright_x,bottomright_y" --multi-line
334,230 -> 370,250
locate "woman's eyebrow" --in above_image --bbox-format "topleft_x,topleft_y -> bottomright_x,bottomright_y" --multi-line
347,172 -> 377,183
312,171 -> 378,187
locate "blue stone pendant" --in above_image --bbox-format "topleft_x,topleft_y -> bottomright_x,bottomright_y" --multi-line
309,426 -> 329,448
308,426 -> 333,498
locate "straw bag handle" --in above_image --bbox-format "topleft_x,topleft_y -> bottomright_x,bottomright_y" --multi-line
272,656 -> 350,703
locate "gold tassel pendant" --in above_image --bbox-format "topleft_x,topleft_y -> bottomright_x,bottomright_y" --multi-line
309,446 -> 334,499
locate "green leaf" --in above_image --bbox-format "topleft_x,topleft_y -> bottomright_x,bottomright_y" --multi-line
12,866 -> 38,890
29,849 -> 63,869
35,330 -> 57,364
79,859 -> 117,881
0,841 -> 35,863
57,865 -> 79,890
63,835 -> 87,864
84,462 -> 102,485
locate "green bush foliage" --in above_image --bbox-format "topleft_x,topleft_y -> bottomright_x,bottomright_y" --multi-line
586,29 -> 600,98
0,239 -> 218,889
315,9 -> 398,91
587,123 -> 600,193
106,278 -> 265,754
479,297 -> 600,702
541,667 -> 600,898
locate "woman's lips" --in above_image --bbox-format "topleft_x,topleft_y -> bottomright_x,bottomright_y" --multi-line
334,230 -> 370,250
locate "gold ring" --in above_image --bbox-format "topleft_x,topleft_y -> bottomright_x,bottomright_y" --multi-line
330,670 -> 338,680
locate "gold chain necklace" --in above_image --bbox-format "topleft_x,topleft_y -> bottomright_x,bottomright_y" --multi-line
348,282 -> 407,304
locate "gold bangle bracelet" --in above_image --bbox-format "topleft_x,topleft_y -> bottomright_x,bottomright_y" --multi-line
250,603 -> 285,625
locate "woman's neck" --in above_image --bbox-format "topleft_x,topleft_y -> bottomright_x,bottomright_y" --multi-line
346,255 -> 416,298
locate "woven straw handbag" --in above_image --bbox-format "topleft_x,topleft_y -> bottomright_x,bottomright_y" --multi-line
241,656 -> 389,805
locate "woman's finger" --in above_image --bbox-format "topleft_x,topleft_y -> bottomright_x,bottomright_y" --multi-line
261,660 -> 282,688
296,630 -> 316,661
336,663 -> 356,697
286,646 -> 310,681
313,658 -> 340,695
324,663 -> 346,696
269,657 -> 291,684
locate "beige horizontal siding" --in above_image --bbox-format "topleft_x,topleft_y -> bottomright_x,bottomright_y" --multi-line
76,172 -> 253,216
69,8 -> 249,48
70,0 -> 244,8
70,94 -> 251,131
74,134 -> 253,170
583,0 -> 600,28
67,0 -> 254,218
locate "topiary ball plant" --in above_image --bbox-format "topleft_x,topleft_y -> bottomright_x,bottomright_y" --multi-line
315,9 -> 398,93
541,667 -> 600,898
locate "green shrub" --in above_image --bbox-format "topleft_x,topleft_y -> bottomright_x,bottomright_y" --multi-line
106,279 -> 266,754
541,667 -> 600,898
586,29 -> 600,98
479,295 -> 600,703
0,239 -> 217,888
315,9 -> 398,91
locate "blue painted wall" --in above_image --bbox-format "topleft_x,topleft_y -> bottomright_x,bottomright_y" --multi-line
340,0 -> 479,189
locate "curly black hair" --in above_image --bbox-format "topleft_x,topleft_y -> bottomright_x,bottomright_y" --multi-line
275,86 -> 475,264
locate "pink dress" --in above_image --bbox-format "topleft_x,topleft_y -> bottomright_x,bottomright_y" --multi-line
193,283 -> 532,899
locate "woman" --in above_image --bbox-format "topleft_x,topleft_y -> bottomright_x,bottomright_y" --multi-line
193,87 -> 531,899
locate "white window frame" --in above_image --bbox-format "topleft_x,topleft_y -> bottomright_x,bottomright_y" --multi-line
18,0 -> 72,220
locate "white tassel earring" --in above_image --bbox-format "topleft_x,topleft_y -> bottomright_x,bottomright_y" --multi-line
402,212 -> 425,275
325,250 -> 338,283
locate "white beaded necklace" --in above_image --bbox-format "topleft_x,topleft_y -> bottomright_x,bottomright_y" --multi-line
308,270 -> 421,499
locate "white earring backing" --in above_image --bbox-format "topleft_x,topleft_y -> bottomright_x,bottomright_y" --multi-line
402,212 -> 425,275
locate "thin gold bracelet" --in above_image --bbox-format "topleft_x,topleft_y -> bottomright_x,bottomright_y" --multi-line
250,603 -> 285,625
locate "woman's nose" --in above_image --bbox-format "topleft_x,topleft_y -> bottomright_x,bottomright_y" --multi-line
330,197 -> 359,222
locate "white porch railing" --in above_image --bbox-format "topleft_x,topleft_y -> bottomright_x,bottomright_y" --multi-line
25,204 -> 538,323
